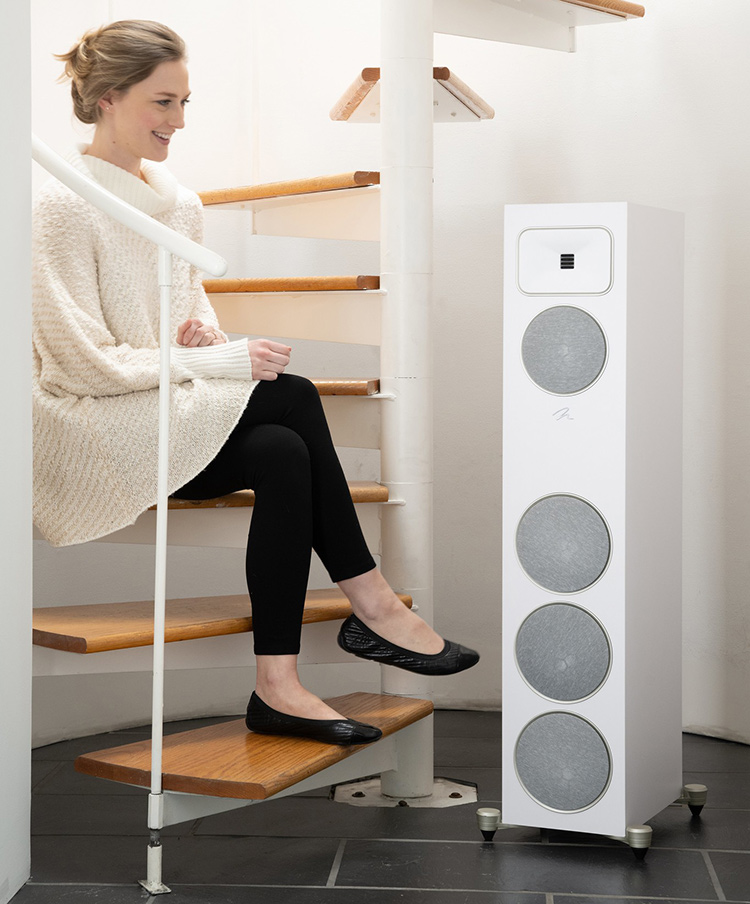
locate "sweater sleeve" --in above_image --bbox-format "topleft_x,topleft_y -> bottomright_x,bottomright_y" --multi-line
171,337 -> 253,380
32,189 -> 231,399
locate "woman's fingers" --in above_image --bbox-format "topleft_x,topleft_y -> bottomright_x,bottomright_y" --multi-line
177,318 -> 224,348
247,339 -> 292,380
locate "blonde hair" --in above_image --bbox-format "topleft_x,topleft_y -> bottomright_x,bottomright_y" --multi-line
56,20 -> 186,125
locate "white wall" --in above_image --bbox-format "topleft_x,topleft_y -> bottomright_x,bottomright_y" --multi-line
2,4 -> 32,900
31,0 -> 750,744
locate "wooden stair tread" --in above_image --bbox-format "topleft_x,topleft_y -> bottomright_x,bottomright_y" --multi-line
199,172 -> 380,207
203,276 -> 379,294
75,693 -> 433,799
562,0 -> 644,17
162,480 -> 387,511
331,67 -> 494,123
33,589 -> 412,654
314,379 -> 379,396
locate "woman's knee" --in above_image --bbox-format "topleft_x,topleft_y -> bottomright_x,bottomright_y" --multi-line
277,373 -> 322,406
247,423 -> 309,470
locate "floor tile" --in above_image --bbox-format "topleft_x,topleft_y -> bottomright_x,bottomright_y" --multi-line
682,734 -> 750,773
30,762 -> 61,791
434,736 -> 500,769
648,805 -> 750,851
10,885 -> 151,904
433,709 -> 503,739
336,840 -> 719,898
31,793 -> 191,837
32,732 -> 146,762
683,770 -> 750,810
442,766 -> 502,801
195,795 -> 538,844
30,836 -> 162,884
559,898 -> 723,904
32,835 -> 340,886
33,760 -> 145,796
165,888 -> 543,904
706,851 -> 750,902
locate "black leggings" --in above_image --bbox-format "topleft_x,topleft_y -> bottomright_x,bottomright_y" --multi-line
173,374 -> 376,655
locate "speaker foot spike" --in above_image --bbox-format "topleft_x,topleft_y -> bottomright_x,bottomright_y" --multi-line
684,783 -> 708,818
476,807 -> 502,842
625,824 -> 652,860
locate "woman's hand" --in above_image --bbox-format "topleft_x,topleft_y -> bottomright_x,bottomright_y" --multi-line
177,319 -> 226,347
248,339 -> 291,380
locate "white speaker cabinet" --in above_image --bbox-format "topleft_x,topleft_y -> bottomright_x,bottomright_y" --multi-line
502,202 -> 684,840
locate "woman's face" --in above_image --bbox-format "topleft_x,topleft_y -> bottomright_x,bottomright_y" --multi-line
97,59 -> 190,174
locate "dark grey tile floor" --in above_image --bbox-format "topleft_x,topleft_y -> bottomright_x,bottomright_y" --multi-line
13,711 -> 750,903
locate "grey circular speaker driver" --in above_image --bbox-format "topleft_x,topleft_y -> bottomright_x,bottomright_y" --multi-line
515,604 -> 611,702
515,712 -> 611,812
516,495 -> 611,593
522,306 -> 607,395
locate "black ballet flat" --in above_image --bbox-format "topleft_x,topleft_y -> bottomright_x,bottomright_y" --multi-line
245,692 -> 383,746
337,614 -> 480,676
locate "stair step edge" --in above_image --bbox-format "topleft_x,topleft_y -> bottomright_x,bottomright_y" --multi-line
74,692 -> 434,800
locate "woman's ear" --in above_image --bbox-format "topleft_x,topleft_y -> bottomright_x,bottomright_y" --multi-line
98,93 -> 115,113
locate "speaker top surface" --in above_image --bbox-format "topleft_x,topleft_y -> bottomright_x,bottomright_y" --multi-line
516,495 -> 612,594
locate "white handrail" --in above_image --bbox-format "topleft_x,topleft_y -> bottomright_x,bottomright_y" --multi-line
31,135 -> 228,277
32,134 -> 225,894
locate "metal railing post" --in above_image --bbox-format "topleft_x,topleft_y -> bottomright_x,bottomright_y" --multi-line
139,245 -> 173,896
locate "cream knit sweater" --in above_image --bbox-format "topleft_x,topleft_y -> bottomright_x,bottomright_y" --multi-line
33,149 -> 258,546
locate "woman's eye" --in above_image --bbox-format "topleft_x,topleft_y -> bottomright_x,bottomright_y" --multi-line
157,100 -> 170,107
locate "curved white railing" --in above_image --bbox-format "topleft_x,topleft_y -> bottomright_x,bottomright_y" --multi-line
32,134 -> 227,894
31,136 -> 227,276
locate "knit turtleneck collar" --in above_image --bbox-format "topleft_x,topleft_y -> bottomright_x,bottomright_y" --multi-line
67,145 -> 179,216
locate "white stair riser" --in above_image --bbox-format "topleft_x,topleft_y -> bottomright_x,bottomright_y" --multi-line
88,501 -> 382,549
434,0 -> 628,52
210,291 -> 382,345
204,186 -> 379,241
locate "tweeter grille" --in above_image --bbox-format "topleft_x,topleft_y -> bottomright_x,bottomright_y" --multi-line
521,306 -> 607,395
515,604 -> 611,702
515,712 -> 611,812
516,495 -> 611,593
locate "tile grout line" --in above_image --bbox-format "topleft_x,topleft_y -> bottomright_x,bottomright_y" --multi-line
701,850 -> 728,902
326,838 -> 347,888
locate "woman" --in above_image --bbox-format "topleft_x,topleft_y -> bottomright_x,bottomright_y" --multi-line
34,20 -> 479,746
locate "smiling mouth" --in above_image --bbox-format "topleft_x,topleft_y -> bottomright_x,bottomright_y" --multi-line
153,131 -> 172,143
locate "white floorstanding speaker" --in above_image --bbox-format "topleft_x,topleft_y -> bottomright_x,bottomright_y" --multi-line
502,202 -> 685,841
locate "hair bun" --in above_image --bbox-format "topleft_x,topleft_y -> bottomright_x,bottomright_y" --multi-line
55,20 -> 185,126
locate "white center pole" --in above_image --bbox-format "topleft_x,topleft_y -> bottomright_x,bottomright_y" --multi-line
140,245 -> 173,895
379,0 -> 436,799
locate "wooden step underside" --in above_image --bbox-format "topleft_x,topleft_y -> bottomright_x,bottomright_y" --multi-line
331,67 -> 494,122
161,480 -> 387,511
199,171 -> 380,207
75,692 -> 433,800
203,276 -> 379,294
562,0 -> 644,17
33,589 -> 412,654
